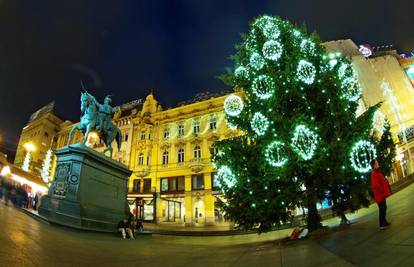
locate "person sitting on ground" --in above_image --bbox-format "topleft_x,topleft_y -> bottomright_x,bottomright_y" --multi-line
370,159 -> 392,230
117,218 -> 134,239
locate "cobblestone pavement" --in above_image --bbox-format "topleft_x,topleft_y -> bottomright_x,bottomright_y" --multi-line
1,184 -> 414,267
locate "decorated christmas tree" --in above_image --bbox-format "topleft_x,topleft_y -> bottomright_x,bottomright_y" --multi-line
41,149 -> 53,184
213,15 -> 380,232
22,151 -> 31,172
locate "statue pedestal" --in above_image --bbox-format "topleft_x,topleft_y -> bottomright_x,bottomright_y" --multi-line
39,144 -> 132,232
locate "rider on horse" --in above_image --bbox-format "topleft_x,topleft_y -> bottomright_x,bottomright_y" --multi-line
92,95 -> 117,132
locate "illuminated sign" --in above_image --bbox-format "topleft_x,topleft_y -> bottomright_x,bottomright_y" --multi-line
359,44 -> 373,57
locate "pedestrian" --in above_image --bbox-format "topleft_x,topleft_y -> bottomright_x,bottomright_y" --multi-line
370,159 -> 392,230
117,218 -> 134,239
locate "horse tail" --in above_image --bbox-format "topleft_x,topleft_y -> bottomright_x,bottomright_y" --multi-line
116,128 -> 122,151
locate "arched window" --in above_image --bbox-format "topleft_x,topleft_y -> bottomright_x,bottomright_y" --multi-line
138,153 -> 144,166
194,145 -> 201,160
178,148 -> 185,163
140,131 -> 146,140
193,121 -> 200,134
162,151 -> 169,165
178,124 -> 185,137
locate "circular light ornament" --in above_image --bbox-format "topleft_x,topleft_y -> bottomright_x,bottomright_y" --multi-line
300,39 -> 316,56
291,125 -> 319,160
217,165 -> 236,189
252,75 -> 275,100
251,112 -> 269,136
234,66 -> 249,79
341,69 -> 361,102
350,140 -> 377,173
250,52 -> 265,70
224,94 -> 244,117
297,60 -> 316,85
262,21 -> 280,40
262,40 -> 283,61
265,141 -> 288,167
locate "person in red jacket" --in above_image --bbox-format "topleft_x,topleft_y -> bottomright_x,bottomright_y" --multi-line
370,159 -> 392,230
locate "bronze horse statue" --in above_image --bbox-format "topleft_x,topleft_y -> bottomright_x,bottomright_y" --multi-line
68,92 -> 122,158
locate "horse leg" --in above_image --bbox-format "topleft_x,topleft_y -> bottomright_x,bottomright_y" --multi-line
83,124 -> 92,145
68,125 -> 79,143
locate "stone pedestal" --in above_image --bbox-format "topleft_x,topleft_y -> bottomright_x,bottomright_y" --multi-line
39,144 -> 132,232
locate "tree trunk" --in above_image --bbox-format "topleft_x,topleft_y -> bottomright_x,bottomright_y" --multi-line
306,199 -> 322,231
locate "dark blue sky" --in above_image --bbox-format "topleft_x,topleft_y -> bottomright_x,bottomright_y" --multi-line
0,0 -> 413,149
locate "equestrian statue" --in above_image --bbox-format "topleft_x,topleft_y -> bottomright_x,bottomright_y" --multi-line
68,91 -> 122,158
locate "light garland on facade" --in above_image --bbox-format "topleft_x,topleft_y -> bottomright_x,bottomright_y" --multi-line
262,40 -> 283,61
264,141 -> 288,167
251,112 -> 269,136
373,110 -> 386,134
350,140 -> 377,173
252,75 -> 275,100
40,149 -> 53,184
291,124 -> 319,160
297,60 -> 316,85
224,94 -> 244,117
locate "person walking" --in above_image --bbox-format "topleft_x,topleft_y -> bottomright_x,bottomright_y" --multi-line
370,159 -> 392,230
117,218 -> 134,239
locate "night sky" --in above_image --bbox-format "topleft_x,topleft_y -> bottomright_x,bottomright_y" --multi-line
0,0 -> 413,150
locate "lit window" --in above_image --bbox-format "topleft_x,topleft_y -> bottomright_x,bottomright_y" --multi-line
140,131 -> 146,140
162,151 -> 169,165
138,153 -> 144,166
178,125 -> 185,137
125,133 -> 129,142
194,145 -> 201,159
193,121 -> 200,134
178,148 -> 185,163
192,174 -> 204,190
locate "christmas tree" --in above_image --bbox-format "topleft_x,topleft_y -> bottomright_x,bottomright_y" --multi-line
41,149 -> 53,184
374,119 -> 396,177
213,15 -> 380,232
22,151 -> 31,172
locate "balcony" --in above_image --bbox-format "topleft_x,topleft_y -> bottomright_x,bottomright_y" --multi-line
134,167 -> 150,177
189,158 -> 204,173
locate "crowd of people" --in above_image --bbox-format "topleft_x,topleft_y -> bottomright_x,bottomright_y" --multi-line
0,175 -> 40,209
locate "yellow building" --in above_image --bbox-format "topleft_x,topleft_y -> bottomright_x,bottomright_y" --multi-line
14,102 -> 63,175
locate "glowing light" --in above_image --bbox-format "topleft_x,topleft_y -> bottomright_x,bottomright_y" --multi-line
252,75 -> 275,100
249,52 -> 265,70
234,66 -> 249,79
262,40 -> 283,61
217,165 -> 236,189
224,95 -> 244,117
24,142 -> 36,152
291,125 -> 319,160
1,166 -> 11,176
264,141 -> 288,167
40,149 -> 53,184
350,140 -> 377,173
300,39 -> 316,55
297,60 -> 316,85
359,44 -> 373,57
251,112 -> 269,136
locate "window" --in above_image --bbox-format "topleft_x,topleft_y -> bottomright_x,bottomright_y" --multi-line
210,146 -> 219,157
140,131 -> 146,140
194,145 -> 201,160
143,179 -> 152,193
178,148 -> 185,163
192,174 -> 204,190
163,128 -> 170,140
138,153 -> 144,166
178,125 -> 185,137
211,172 -> 219,190
44,132 -> 49,138
193,121 -> 200,134
125,133 -> 129,142
148,130 -> 152,140
146,156 -> 150,166
162,151 -> 169,165
132,179 -> 141,193
209,118 -> 217,131
161,177 -> 185,193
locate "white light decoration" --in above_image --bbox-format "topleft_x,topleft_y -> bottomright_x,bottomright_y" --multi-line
226,120 -> 238,131
300,39 -> 316,55
224,94 -> 244,117
217,165 -> 236,189
350,140 -> 377,173
234,66 -> 249,79
373,110 -> 386,134
264,141 -> 288,167
262,40 -> 283,61
40,149 -> 53,184
381,80 -> 406,134
262,21 -> 280,40
291,125 -> 319,160
252,75 -> 275,100
297,60 -> 316,85
251,112 -> 269,136
22,151 -> 31,172
338,62 -> 351,80
341,73 -> 361,102
249,52 -> 265,70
